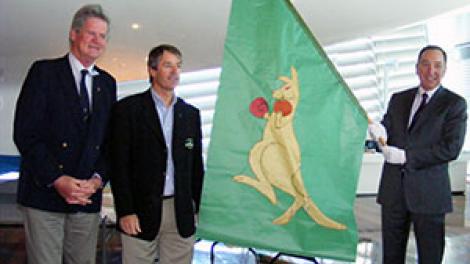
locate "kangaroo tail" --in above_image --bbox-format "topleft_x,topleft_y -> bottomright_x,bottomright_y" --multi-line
303,198 -> 347,230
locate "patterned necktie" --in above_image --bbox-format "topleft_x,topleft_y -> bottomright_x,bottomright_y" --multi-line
408,93 -> 428,131
80,69 -> 90,120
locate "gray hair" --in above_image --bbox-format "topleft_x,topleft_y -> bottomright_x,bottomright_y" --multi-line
70,4 -> 110,35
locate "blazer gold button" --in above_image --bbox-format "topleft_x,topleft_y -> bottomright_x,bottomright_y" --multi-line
62,142 -> 68,148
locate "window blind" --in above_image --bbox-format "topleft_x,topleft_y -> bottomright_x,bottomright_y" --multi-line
117,25 -> 429,156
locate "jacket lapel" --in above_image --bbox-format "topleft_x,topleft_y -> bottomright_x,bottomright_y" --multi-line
402,87 -> 418,133
57,56 -> 84,128
88,69 -> 105,132
142,89 -> 165,144
172,99 -> 185,144
409,86 -> 445,132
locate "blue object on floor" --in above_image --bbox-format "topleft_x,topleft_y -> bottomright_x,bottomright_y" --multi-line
0,155 -> 20,174
0,155 -> 20,182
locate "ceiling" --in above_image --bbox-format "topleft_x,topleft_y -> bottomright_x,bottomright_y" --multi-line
1,0 -> 470,82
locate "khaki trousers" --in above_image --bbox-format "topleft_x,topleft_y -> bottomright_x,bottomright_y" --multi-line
21,206 -> 100,264
121,198 -> 195,264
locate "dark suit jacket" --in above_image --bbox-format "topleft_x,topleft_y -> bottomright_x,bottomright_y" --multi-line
377,86 -> 467,214
14,55 -> 117,213
108,89 -> 204,241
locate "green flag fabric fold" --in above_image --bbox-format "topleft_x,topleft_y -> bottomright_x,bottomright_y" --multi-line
197,0 -> 368,261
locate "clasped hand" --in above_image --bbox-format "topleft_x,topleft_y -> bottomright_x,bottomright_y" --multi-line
53,175 -> 102,205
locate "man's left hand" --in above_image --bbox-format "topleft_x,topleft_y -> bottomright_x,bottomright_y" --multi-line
382,146 -> 406,164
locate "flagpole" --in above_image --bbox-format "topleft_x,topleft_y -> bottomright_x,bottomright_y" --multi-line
284,0 -> 369,120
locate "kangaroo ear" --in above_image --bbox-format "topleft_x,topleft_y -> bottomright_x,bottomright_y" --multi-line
290,66 -> 298,79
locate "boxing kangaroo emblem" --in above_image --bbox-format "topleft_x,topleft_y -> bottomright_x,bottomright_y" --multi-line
233,67 -> 346,230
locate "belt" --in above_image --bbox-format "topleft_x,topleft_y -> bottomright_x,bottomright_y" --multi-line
162,195 -> 174,200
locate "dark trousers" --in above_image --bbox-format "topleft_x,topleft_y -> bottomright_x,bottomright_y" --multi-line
381,198 -> 445,264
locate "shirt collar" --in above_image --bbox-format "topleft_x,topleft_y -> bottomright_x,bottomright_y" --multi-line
68,53 -> 99,77
151,88 -> 177,108
418,85 -> 440,99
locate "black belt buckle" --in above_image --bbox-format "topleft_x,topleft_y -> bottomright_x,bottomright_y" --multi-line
162,195 -> 174,200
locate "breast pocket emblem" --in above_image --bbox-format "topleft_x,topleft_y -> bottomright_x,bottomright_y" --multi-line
185,138 -> 194,150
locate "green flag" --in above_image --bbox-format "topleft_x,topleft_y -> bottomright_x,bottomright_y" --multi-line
197,0 -> 368,261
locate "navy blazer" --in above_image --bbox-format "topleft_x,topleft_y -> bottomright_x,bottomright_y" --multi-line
14,55 -> 117,213
108,89 -> 204,241
377,86 -> 467,214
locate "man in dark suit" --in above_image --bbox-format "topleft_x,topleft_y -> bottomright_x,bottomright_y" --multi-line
108,44 -> 204,264
369,45 -> 467,264
13,5 -> 116,264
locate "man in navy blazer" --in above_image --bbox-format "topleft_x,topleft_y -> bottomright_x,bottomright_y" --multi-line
108,44 -> 204,264
369,45 -> 467,264
13,5 -> 116,263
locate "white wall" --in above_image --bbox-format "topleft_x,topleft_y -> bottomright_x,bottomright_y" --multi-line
0,82 -> 19,155
427,12 -> 470,152
0,56 -> 32,155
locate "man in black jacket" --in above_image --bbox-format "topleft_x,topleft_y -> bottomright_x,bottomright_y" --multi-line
109,44 -> 204,264
369,45 -> 467,264
13,4 -> 116,264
